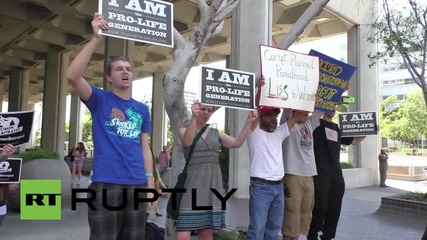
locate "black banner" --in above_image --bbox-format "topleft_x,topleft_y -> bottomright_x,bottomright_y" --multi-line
339,111 -> 378,137
0,110 -> 34,147
0,158 -> 22,183
99,0 -> 173,47
201,66 -> 255,110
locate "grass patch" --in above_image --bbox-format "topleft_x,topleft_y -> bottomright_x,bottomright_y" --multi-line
395,192 -> 427,202
213,231 -> 246,240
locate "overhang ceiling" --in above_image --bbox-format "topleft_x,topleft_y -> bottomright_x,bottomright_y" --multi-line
0,0 -> 354,104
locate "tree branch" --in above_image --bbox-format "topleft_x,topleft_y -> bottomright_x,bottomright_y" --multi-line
277,0 -> 331,49
401,55 -> 422,87
197,0 -> 209,16
420,28 -> 427,87
214,0 -> 242,22
383,0 -> 424,86
212,0 -> 226,10
173,27 -> 186,50
409,0 -> 425,28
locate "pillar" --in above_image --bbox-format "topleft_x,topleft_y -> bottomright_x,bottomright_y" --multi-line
8,67 -> 29,111
151,72 -> 166,160
347,23 -> 379,185
41,46 -> 68,160
26,103 -> 36,149
68,91 -> 81,150
103,37 -> 134,91
228,0 -> 272,198
0,81 -> 4,112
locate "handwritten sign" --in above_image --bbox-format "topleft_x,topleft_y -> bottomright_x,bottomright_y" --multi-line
200,66 -> 255,110
339,111 -> 378,137
309,50 -> 356,112
259,45 -> 319,111
0,158 -> 22,183
99,0 -> 174,47
0,110 -> 34,147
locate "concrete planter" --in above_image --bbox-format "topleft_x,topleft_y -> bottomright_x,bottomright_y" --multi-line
5,158 -> 72,212
342,168 -> 373,189
379,196 -> 427,216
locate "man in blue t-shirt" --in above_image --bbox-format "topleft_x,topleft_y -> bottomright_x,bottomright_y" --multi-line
66,13 -> 154,240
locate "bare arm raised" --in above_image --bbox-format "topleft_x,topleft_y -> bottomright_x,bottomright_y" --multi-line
66,13 -> 109,102
219,110 -> 258,148
179,101 -> 200,147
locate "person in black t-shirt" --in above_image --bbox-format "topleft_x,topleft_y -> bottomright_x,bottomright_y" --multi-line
307,111 -> 365,240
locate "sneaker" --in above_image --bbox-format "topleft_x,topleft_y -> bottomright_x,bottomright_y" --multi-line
77,181 -> 81,185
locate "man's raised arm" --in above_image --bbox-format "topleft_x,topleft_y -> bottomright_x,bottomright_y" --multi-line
66,13 -> 108,102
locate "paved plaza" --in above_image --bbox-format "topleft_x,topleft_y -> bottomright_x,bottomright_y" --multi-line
0,176 -> 426,240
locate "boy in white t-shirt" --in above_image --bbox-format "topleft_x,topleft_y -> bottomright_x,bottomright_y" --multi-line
246,107 -> 300,240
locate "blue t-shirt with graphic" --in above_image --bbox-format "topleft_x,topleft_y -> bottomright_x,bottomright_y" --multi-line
83,86 -> 152,185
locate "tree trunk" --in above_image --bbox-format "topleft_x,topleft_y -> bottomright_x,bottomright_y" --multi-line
423,85 -> 427,111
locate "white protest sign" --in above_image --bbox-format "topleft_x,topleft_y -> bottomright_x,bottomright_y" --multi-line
259,45 -> 319,111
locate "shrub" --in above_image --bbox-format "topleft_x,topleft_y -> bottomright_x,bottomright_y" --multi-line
340,162 -> 354,169
16,148 -> 59,161
395,192 -> 427,202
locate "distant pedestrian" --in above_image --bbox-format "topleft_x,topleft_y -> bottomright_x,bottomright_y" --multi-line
378,149 -> 389,187
158,146 -> 170,175
72,142 -> 86,186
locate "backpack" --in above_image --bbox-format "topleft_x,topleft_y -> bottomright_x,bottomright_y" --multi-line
145,222 -> 165,240
64,148 -> 75,162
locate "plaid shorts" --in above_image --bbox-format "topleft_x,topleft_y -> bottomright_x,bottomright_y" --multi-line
88,182 -> 147,240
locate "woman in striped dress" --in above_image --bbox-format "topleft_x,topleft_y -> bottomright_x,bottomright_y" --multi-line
177,100 -> 258,240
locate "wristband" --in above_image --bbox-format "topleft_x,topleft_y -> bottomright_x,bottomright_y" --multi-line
146,172 -> 153,177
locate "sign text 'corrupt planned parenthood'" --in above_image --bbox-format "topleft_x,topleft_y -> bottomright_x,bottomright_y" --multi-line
201,66 -> 255,110
259,45 -> 319,111
99,0 -> 173,47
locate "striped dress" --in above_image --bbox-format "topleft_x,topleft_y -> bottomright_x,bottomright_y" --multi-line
176,128 -> 226,231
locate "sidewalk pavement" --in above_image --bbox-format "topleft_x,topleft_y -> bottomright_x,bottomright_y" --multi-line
0,177 -> 426,240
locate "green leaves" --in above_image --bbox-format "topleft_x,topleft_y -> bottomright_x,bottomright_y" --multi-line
380,90 -> 427,143
368,0 -> 426,99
